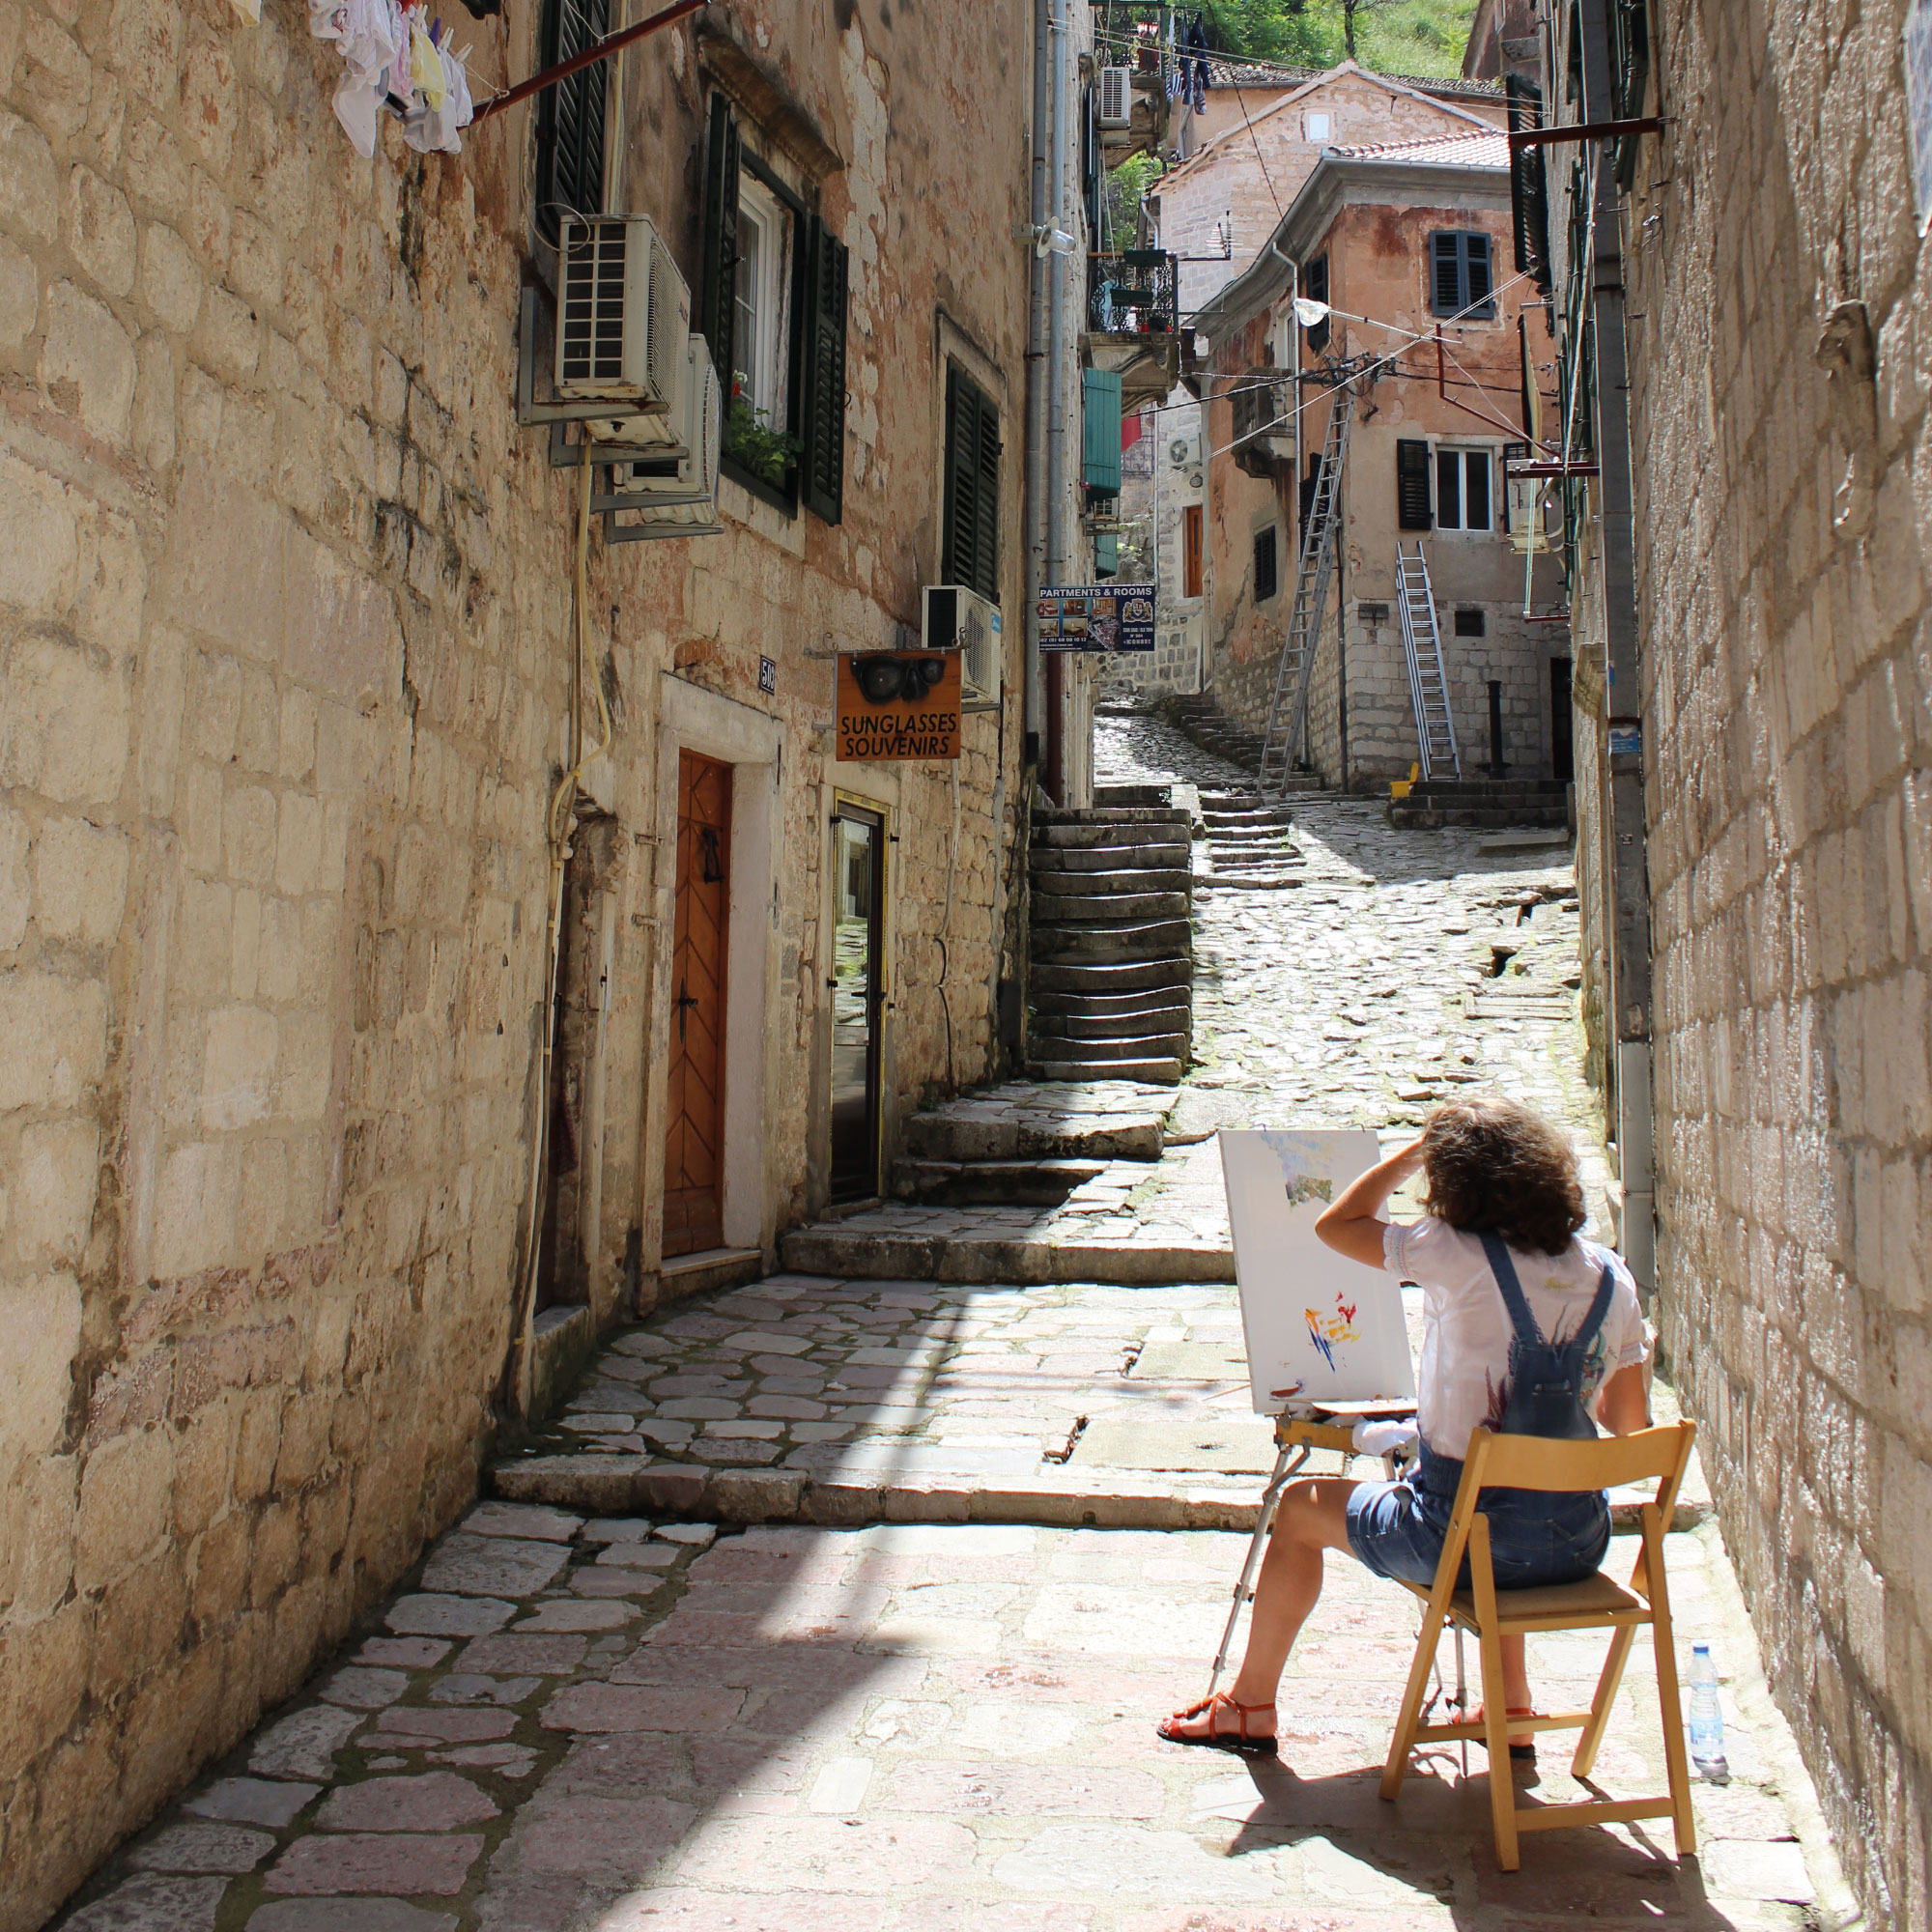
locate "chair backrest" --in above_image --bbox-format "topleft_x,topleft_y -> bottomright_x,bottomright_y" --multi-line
1461,1421 -> 1694,1500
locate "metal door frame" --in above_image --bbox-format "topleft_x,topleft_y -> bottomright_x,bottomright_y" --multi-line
829,791 -> 890,1201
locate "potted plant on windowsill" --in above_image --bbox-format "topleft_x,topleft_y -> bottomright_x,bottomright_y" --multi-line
724,384 -> 801,491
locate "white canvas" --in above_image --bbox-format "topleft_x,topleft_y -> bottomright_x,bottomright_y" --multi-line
1219,1129 -> 1418,1414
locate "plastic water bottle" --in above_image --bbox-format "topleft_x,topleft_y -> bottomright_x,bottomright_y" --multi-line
1688,1642 -> 1727,1777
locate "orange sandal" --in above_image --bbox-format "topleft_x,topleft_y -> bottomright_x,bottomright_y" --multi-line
1471,1702 -> 1540,1760
1156,1691 -> 1278,1757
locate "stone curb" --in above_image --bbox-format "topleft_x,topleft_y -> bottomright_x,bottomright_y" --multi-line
492,1453 -> 1711,1536
774,1232 -> 1236,1284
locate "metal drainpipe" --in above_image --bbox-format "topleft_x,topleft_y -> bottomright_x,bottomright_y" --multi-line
1025,0 -> 1049,770
1045,5 -> 1069,797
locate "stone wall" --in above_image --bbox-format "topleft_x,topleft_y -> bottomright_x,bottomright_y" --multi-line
1610,2 -> 1932,1922
0,1 -> 1042,1922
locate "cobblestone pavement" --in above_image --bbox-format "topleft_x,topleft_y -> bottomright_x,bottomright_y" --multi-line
53,709 -> 1854,1927
59,1508 -> 1847,1930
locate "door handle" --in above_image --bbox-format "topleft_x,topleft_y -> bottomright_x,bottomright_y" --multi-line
675,978 -> 697,1039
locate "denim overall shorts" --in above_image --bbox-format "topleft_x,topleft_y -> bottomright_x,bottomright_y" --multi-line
1346,1234 -> 1615,1590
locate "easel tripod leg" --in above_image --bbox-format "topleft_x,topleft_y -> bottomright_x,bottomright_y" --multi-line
1209,1443 -> 1309,1695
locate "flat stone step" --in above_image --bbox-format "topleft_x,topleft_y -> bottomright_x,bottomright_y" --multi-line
891,1156 -> 1109,1205
1033,820 -> 1189,849
778,1222 -> 1225,1284
1032,889 -> 1192,924
1032,989 -> 1193,1023
1032,1004 -> 1191,1039
1035,806 -> 1191,827
1030,841 -> 1191,873
1029,867 -> 1195,896
655,1245 -> 763,1305
1031,956 -> 1193,995
1388,806 -> 1570,830
1201,807 -> 1297,828
1028,1055 -> 1183,1085
1028,1031 -> 1187,1063
902,1108 -> 1168,1163
1033,919 -> 1192,963
1207,824 -> 1300,845
1092,783 -> 1174,808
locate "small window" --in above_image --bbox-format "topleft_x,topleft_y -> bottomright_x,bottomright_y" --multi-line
1303,253 -> 1329,355
1454,608 -> 1487,637
1436,448 -> 1493,531
1181,504 -> 1204,599
1253,526 -> 1279,603
732,174 -> 793,429
1430,230 -> 1495,319
1304,111 -> 1330,141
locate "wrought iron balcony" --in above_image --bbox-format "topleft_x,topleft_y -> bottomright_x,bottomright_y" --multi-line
1087,251 -> 1179,339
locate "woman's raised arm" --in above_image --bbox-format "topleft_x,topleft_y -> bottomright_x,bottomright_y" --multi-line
1313,1139 -> 1427,1268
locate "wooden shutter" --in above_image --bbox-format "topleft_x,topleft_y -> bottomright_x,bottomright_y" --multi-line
1431,233 -> 1462,315
1181,504 -> 1203,599
534,0 -> 610,242
1082,368 -> 1122,495
799,217 -> 848,524
1465,449 -> 1492,528
699,96 -> 741,392
1397,439 -> 1433,529
1465,234 -> 1493,316
1253,526 -> 1278,603
1304,253 -> 1330,354
1507,76 -> 1552,289
943,368 -> 1001,603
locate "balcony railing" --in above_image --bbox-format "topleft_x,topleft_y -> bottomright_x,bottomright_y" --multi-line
1087,251 -> 1178,339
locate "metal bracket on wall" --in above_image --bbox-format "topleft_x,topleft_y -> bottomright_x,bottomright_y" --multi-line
603,517 -> 725,544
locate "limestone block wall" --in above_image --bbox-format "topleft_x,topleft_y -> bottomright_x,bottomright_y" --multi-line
1618,3 -> 1932,1921
0,0 -> 1037,1922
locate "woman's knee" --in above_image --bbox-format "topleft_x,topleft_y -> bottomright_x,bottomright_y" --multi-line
1272,1478 -> 1350,1547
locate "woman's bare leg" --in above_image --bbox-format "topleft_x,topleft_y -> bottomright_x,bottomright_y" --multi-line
1164,1477 -> 1356,1741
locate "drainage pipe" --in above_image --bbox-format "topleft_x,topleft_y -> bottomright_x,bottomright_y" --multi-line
1023,0 -> 1050,769
1045,5 -> 1069,793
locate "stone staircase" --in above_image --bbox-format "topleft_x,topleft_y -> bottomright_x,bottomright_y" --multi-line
1196,788 -> 1303,891
1386,777 -> 1571,831
1027,783 -> 1194,1084
1160,692 -> 1330,794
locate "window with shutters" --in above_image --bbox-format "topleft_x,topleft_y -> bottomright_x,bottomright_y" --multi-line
1303,253 -> 1330,354
1435,447 -> 1493,531
699,94 -> 849,523
1396,439 -> 1432,530
533,0 -> 610,244
1429,230 -> 1495,319
1181,505 -> 1203,600
1253,525 -> 1279,603
942,366 -> 1001,603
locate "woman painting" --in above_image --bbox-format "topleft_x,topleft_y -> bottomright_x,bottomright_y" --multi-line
1161,1095 -> 1652,1757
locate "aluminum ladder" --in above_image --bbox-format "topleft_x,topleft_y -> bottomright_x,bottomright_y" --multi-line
1258,384 -> 1350,798
1395,543 -> 1461,780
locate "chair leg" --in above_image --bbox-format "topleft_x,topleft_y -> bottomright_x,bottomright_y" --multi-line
1380,1601 -> 1447,1802
1468,1516 -> 1520,1870
1571,1624 -> 1635,1779
1641,1504 -> 1698,1859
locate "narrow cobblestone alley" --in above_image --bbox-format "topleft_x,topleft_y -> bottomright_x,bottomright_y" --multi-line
52,707 -> 1854,1932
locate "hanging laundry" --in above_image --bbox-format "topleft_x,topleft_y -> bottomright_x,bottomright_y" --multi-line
1187,14 -> 1209,116
405,38 -> 474,154
412,19 -> 447,110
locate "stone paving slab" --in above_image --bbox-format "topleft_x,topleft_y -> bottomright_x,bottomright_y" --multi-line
56,1515 -> 1849,1930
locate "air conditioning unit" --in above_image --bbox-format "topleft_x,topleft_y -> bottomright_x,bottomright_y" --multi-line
1168,434 -> 1199,468
606,338 -> 721,526
554,214 -> 690,427
1098,66 -> 1134,128
922,583 -> 1004,703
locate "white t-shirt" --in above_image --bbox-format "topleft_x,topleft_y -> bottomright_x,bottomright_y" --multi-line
1383,1216 -> 1649,1461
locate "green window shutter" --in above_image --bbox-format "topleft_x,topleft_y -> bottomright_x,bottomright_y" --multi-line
1094,530 -> 1119,579
800,218 -> 848,525
699,95 -> 740,393
944,367 -> 1001,602
1083,367 -> 1122,495
534,0 -> 610,243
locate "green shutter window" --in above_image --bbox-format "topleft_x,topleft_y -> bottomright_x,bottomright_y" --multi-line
533,0 -> 610,243
799,218 -> 848,525
1430,231 -> 1496,320
1083,367 -> 1122,496
1094,529 -> 1119,579
942,367 -> 1001,603
699,95 -> 741,393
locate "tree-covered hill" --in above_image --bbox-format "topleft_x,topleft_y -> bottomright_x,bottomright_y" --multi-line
1170,0 -> 1481,83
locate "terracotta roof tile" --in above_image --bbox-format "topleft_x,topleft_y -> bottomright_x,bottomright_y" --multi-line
1327,128 -> 1512,168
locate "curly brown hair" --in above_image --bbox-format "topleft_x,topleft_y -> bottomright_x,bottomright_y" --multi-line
1419,1095 -> 1586,1257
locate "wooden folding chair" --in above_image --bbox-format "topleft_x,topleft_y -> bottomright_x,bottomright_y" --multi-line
1379,1421 -> 1699,1870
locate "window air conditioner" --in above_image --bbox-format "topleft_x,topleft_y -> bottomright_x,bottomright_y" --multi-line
606,338 -> 722,526
922,583 -> 1004,704
1168,435 -> 1198,468
554,214 -> 690,427
1098,66 -> 1134,128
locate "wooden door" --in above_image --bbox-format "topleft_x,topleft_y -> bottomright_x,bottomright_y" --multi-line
664,751 -> 731,1255
828,806 -> 884,1201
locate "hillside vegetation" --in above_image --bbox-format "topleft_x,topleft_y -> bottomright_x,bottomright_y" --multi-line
1201,0 -> 1480,82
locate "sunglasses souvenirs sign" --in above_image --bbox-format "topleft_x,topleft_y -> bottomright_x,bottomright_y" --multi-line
837,650 -> 962,761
